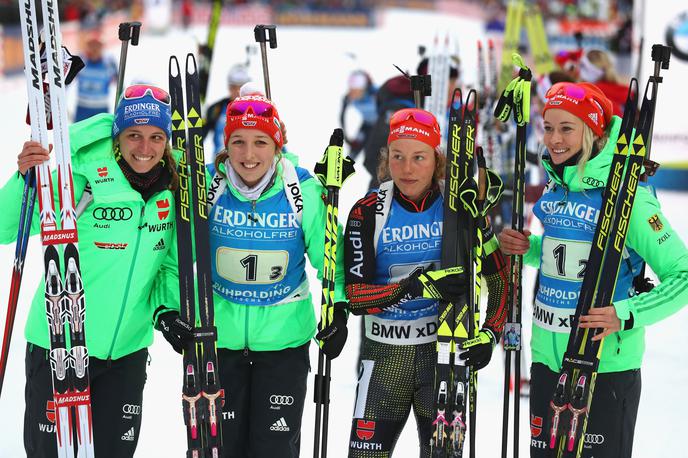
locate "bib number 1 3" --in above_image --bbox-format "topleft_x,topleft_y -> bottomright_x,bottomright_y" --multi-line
217,248 -> 289,284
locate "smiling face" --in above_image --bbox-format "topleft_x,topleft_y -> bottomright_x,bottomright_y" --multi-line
118,125 -> 168,173
227,128 -> 278,187
388,138 -> 436,202
543,108 -> 585,165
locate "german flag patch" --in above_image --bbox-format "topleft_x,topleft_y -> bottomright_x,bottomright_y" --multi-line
648,214 -> 663,232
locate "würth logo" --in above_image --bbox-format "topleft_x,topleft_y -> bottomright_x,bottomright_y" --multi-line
355,419 -> 376,441
46,401 -> 56,424
97,167 -> 108,177
531,415 -> 543,438
156,199 -> 170,220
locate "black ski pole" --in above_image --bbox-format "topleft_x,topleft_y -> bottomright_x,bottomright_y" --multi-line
115,21 -> 142,104
410,74 -> 432,108
312,129 -> 355,458
254,24 -> 277,99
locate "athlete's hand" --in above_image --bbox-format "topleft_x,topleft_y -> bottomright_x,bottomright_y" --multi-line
578,305 -> 621,341
156,311 -> 194,354
316,302 -> 348,359
498,228 -> 531,255
18,141 -> 52,176
459,328 -> 497,370
407,266 -> 467,302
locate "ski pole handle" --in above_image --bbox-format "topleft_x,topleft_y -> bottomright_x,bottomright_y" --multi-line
254,24 -> 277,100
410,74 -> 432,109
644,44 -> 671,168
115,22 -> 142,105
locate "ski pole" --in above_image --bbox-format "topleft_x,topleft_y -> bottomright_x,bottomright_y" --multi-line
115,21 -> 142,105
254,24 -> 277,100
312,129 -> 355,458
495,54 -> 531,458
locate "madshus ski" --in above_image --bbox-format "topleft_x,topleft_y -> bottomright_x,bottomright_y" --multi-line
430,88 -> 481,458
17,0 -> 95,456
547,77 -> 651,458
170,53 -> 224,458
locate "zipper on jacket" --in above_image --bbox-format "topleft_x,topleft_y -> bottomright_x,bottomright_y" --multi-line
615,333 -> 622,354
244,306 -> 250,356
107,205 -> 146,361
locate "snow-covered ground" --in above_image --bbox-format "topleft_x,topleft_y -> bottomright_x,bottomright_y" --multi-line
1,8 -> 687,457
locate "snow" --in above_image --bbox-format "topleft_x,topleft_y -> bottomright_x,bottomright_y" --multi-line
1,8 -> 687,457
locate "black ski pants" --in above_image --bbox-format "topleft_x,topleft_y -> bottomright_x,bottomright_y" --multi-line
530,362 -> 641,458
23,344 -> 148,458
218,343 -> 309,458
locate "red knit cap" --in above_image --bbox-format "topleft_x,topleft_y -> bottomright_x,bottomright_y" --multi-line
543,82 -> 613,137
387,108 -> 441,149
224,95 -> 284,149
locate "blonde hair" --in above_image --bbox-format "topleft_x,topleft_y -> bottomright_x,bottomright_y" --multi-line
376,146 -> 446,184
577,123 -> 608,178
587,50 -> 623,85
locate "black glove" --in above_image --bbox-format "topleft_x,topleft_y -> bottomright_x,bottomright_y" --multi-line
407,266 -> 467,303
458,328 -> 497,371
155,311 -> 194,355
315,302 -> 348,359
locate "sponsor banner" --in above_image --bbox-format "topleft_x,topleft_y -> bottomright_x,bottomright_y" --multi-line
532,299 -> 576,333
365,315 -> 437,344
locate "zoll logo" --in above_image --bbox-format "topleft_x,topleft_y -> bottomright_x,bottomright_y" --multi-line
122,404 -> 141,415
269,395 -> 294,406
97,167 -> 108,177
156,199 -> 170,220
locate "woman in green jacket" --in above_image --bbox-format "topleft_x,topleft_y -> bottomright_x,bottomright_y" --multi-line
499,82 -> 688,457
3,85 -> 179,458
159,94 -> 348,457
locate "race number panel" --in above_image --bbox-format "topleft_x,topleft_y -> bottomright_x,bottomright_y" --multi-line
216,247 -> 289,284
541,237 -> 590,282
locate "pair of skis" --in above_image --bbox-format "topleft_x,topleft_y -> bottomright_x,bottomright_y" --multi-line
15,0 -> 94,456
547,49 -> 668,458
430,88 -> 482,458
169,54 -> 224,458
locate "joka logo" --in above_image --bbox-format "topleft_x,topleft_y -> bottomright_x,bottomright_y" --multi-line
153,238 -> 166,251
530,415 -> 543,438
46,401 -> 56,424
156,199 -> 170,220
121,427 -> 135,442
648,214 -> 664,232
355,419 -> 376,441
97,167 -> 108,177
270,417 -> 290,432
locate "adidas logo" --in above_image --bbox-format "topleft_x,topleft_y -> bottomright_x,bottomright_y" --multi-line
270,417 -> 290,432
121,427 -> 135,442
588,112 -> 598,124
153,238 -> 166,251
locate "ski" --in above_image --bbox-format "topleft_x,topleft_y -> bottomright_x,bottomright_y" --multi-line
198,0 -> 224,106
17,0 -> 95,455
170,53 -> 225,458
312,129 -> 355,458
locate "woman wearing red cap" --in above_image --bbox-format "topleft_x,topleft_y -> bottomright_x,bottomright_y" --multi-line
499,82 -> 688,457
195,95 -> 347,457
342,108 -> 508,456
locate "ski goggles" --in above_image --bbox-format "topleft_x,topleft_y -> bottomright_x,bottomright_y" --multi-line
389,108 -> 438,129
228,98 -> 275,118
122,84 -> 171,105
544,82 -> 588,101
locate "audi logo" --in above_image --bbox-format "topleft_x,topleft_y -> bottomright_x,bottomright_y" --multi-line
269,395 -> 294,406
122,404 -> 141,415
582,177 -> 603,188
93,207 -> 133,221
584,434 -> 605,445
